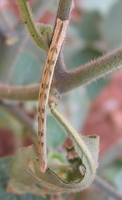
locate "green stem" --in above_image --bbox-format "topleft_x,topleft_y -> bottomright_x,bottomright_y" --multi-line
1,47 -> 122,101
0,84 -> 39,101
56,0 -> 73,20
55,47 -> 122,94
16,0 -> 48,51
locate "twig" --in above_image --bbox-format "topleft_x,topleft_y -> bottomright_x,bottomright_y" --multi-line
1,47 -> 122,101
93,175 -> 122,200
0,83 -> 39,100
54,0 -> 73,79
55,47 -> 122,94
1,3 -> 122,101
99,140 -> 122,170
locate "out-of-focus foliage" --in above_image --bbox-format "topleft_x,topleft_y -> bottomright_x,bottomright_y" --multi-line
0,157 -> 48,200
0,0 -> 122,199
102,0 -> 122,50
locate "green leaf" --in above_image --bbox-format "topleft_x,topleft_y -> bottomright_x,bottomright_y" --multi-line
115,168 -> 122,193
79,11 -> 101,42
47,115 -> 66,148
0,157 -> 48,199
81,0 -> 116,13
9,134 -> 99,194
86,77 -> 109,99
36,23 -> 52,41
59,88 -> 89,130
102,0 -> 122,50
0,107 -> 11,128
100,159 -> 122,188
36,24 -> 52,34
68,47 -> 109,99
11,53 -> 41,85
69,47 -> 102,69
0,157 -> 11,188
50,107 -> 99,190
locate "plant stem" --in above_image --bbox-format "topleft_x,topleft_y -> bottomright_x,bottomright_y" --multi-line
56,0 -> 73,20
53,0 -> 73,76
0,84 -> 39,101
94,175 -> 122,200
1,48 -> 122,101
55,47 -> 122,94
16,0 -> 48,51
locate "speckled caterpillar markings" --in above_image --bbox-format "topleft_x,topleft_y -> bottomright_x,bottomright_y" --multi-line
38,18 -> 69,173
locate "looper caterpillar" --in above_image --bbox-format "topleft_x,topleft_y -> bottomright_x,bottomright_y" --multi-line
38,18 -> 68,172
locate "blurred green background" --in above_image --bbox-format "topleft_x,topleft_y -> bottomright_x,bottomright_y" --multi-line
0,0 -> 122,199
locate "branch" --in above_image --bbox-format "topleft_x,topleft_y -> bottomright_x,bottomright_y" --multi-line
1,47 -> 122,101
53,0 -> 73,78
55,47 -> 122,94
56,0 -> 73,20
0,47 -> 122,100
0,84 -> 39,101
16,0 -> 48,51
0,0 -> 73,102
94,175 -> 122,200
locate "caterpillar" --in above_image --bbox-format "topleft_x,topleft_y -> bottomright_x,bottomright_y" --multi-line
38,18 -> 68,172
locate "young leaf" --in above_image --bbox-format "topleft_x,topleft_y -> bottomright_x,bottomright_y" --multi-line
36,23 -> 52,45
9,132 -> 99,194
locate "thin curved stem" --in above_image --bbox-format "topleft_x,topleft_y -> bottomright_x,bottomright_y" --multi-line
16,0 -> 48,51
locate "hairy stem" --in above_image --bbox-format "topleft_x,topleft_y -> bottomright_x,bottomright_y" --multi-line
16,0 -> 48,51
55,47 -> 122,94
0,84 -> 39,101
1,47 -> 122,100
